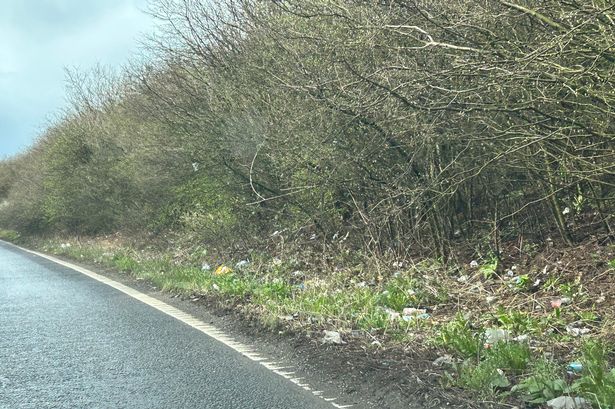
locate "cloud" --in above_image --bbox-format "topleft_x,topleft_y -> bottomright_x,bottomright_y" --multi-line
0,0 -> 156,157
0,0 -> 130,38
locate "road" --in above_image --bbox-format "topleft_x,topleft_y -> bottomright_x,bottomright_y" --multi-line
0,242 -> 335,409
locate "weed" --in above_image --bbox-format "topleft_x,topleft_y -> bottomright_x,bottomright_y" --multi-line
559,279 -> 583,298
437,314 -> 483,359
479,259 -> 498,280
514,274 -> 530,290
377,275 -> 448,312
512,359 -> 568,404
543,275 -> 562,292
112,252 -> 140,273
455,360 -> 510,397
577,310 -> 599,324
254,280 -> 293,301
438,311 -> 536,399
485,342 -> 531,374
376,278 -> 418,311
574,340 -> 615,408
212,273 -> 255,298
452,342 -> 531,396
493,308 -> 543,335
0,229 -> 21,243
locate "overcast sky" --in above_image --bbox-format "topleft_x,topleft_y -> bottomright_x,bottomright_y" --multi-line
0,0 -> 156,158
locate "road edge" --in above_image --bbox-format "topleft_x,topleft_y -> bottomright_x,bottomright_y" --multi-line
0,239 -> 353,409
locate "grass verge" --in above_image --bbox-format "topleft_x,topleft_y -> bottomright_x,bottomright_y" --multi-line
10,235 -> 615,408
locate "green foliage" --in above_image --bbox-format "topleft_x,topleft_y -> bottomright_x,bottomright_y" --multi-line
493,308 -> 544,335
514,274 -> 531,290
574,341 -> 615,408
377,278 -> 420,311
559,279 -> 583,298
112,252 -> 140,273
455,360 -> 510,396
437,312 -> 539,399
437,314 -> 484,359
453,342 -> 532,397
254,280 -> 293,302
154,174 -> 246,249
479,259 -> 498,280
486,342 -> 532,375
41,127 -> 116,233
0,229 -> 21,243
0,0 -> 613,260
512,359 -> 569,404
510,343 -> 615,407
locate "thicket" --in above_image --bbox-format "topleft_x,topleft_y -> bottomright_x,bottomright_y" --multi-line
0,0 -> 613,261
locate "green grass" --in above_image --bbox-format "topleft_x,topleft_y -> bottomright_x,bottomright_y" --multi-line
436,314 -> 484,358
487,342 -> 532,374
435,311 -> 615,407
575,341 -> 615,408
513,341 -> 615,408
436,314 -> 532,397
447,341 -> 531,397
378,276 -> 448,310
42,239 -> 441,338
512,359 -> 569,404
0,229 -> 21,243
456,361 -> 512,395
491,307 -> 566,337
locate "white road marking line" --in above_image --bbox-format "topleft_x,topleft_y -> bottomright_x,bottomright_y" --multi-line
2,241 -> 353,408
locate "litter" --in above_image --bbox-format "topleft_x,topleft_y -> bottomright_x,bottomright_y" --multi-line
567,362 -> 583,374
235,260 -> 250,269
214,265 -> 232,276
433,355 -> 454,367
402,308 -> 429,321
403,307 -> 427,316
566,325 -> 590,337
547,396 -> 589,409
551,297 -> 571,308
322,330 -> 345,345
485,328 -> 511,345
383,308 -> 400,321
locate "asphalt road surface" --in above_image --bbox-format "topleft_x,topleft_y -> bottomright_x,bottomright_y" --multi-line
0,242 -> 335,409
